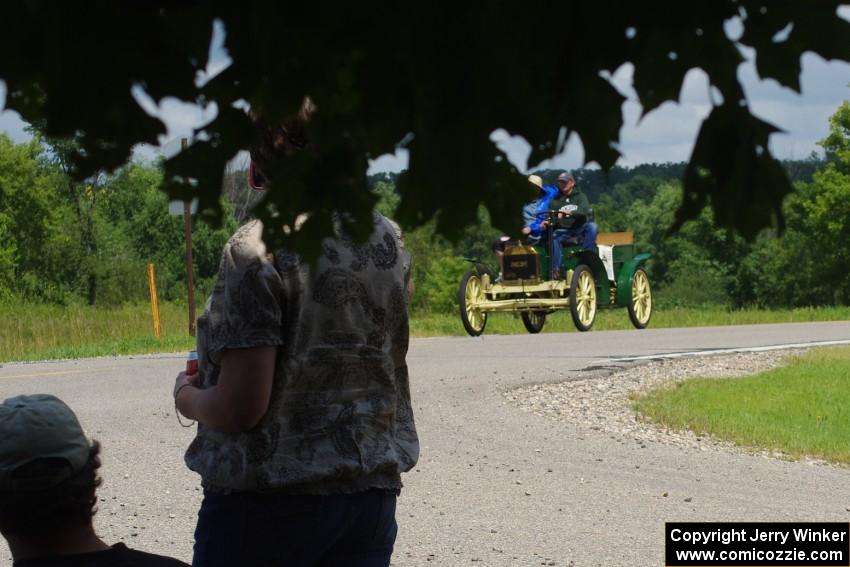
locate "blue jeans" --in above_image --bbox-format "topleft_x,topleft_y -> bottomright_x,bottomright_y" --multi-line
192,488 -> 398,567
552,222 -> 598,275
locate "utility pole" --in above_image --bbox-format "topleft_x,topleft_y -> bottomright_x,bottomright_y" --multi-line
182,137 -> 196,336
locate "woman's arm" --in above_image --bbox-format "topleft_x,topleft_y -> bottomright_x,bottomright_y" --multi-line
175,346 -> 276,433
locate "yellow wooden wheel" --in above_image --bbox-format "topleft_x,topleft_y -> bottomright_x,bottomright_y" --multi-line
569,264 -> 597,331
628,267 -> 652,329
458,271 -> 487,336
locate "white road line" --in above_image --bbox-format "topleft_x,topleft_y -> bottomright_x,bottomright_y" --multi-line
609,339 -> 850,362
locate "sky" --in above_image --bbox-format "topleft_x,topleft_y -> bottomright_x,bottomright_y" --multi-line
2,12 -> 850,175
483,51 -> 850,173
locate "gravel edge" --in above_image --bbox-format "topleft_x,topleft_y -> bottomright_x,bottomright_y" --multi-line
504,348 -> 841,466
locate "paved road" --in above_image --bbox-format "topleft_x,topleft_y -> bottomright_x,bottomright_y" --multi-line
1,322 -> 850,566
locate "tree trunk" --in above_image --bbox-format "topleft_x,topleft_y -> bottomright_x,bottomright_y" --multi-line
64,169 -> 100,306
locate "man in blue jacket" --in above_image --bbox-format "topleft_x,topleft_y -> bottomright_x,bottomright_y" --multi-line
521,174 -> 558,243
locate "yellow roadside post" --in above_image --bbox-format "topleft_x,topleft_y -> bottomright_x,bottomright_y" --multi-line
147,263 -> 161,338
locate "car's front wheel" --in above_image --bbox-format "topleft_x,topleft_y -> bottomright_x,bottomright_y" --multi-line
458,271 -> 487,336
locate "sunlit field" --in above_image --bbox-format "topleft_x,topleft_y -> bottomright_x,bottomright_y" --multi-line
2,302 -> 196,362
2,301 -> 849,363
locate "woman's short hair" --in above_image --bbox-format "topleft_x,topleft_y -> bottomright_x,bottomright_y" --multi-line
250,96 -> 316,183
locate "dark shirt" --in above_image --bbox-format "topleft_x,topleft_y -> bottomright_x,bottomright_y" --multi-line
14,543 -> 189,567
549,188 -> 591,229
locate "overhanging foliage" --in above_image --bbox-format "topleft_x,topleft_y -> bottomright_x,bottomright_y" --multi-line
2,1 -> 849,256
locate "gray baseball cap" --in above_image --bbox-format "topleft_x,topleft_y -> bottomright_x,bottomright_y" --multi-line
0,394 -> 91,491
557,172 -> 575,183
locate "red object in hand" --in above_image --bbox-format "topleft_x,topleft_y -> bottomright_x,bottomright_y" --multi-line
186,351 -> 199,375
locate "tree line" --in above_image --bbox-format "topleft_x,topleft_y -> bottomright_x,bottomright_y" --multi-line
2,102 -> 848,312
367,151 -> 845,313
0,134 -> 237,306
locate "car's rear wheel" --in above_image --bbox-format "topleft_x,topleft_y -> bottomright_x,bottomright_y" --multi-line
628,267 -> 652,329
521,311 -> 546,333
458,270 -> 487,336
569,264 -> 597,332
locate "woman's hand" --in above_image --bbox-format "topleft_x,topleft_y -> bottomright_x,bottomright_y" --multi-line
174,370 -> 199,400
174,370 -> 200,422
173,346 -> 277,432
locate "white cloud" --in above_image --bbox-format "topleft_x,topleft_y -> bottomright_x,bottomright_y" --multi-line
538,50 -> 850,171
0,109 -> 27,142
196,19 -> 232,87
0,82 -> 29,142
367,149 -> 409,175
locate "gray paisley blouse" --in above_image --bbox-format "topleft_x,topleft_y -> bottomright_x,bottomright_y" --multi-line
185,213 -> 419,494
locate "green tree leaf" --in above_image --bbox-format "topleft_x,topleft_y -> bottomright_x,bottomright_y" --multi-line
2,1 -> 848,252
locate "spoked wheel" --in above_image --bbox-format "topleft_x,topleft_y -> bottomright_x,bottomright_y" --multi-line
521,311 -> 546,333
458,271 -> 487,336
628,267 -> 652,329
569,264 -> 597,332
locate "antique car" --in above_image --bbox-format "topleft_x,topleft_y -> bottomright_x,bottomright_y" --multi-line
458,230 -> 652,335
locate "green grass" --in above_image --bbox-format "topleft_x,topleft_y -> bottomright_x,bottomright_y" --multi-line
2,301 -> 850,363
1,302 -> 196,363
632,347 -> 850,464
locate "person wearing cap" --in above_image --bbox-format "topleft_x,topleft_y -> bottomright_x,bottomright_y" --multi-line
521,174 -> 558,243
548,172 -> 598,273
0,394 -> 189,566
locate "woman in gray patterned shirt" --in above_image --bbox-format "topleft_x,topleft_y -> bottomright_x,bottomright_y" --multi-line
172,101 -> 419,567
